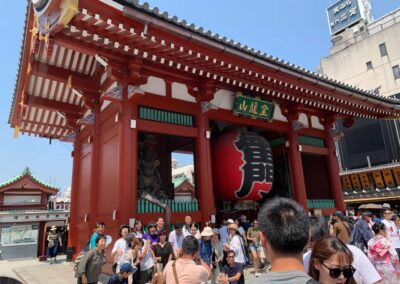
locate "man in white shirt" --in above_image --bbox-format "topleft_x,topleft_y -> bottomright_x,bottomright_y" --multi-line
381,208 -> 400,257
304,216 -> 382,284
169,222 -> 184,257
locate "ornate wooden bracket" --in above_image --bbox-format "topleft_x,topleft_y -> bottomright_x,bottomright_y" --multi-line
319,115 -> 336,129
342,117 -> 355,128
187,82 -> 216,103
280,105 -> 300,121
129,60 -> 148,86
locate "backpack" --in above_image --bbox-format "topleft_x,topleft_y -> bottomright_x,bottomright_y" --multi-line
73,241 -> 90,272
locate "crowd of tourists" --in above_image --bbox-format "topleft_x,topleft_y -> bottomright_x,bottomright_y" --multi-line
73,198 -> 400,284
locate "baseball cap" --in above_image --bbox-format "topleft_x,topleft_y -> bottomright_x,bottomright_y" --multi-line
227,219 -> 234,224
120,263 -> 136,273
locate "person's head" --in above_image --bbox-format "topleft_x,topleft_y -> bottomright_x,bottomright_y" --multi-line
308,216 -> 329,248
361,212 -> 372,223
147,222 -> 157,234
200,226 -> 214,240
94,222 -> 105,234
156,217 -> 164,230
119,224 -> 130,238
134,220 -> 143,231
212,228 -> 220,242
132,238 -> 144,251
95,234 -> 106,250
371,222 -> 386,237
309,236 -> 356,284
158,230 -> 167,242
185,215 -> 192,226
226,250 -> 236,266
228,223 -> 238,236
382,208 -> 392,220
190,222 -> 198,235
125,233 -> 136,248
50,226 -> 57,233
393,215 -> 400,227
175,222 -> 183,236
333,211 -> 346,223
119,263 -> 136,279
252,220 -> 259,229
258,198 -> 309,259
182,236 -> 199,257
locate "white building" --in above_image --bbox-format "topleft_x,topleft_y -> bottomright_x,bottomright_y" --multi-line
320,1 -> 400,207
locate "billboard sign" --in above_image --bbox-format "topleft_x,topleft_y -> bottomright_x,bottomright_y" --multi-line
327,0 -> 364,34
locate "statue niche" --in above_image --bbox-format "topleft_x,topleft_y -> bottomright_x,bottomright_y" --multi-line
138,135 -> 167,199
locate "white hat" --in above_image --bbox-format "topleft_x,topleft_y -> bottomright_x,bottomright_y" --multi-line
200,227 -> 214,237
382,203 -> 391,209
227,219 -> 234,224
228,223 -> 238,231
50,226 -> 57,231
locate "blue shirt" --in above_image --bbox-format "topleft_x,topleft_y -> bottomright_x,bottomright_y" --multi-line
90,232 -> 98,250
199,239 -> 212,265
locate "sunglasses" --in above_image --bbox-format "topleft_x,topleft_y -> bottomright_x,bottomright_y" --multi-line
227,255 -> 235,258
322,263 -> 356,279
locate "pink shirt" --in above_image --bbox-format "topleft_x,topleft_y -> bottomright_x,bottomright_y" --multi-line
163,258 -> 210,284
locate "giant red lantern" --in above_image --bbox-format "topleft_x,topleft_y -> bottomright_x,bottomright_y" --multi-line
211,131 -> 274,201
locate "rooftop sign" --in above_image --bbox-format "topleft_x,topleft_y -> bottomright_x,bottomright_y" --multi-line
327,0 -> 368,34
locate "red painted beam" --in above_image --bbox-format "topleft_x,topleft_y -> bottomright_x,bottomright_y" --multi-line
301,145 -> 328,156
208,108 -> 290,133
26,95 -> 83,115
31,61 -> 99,93
136,119 -> 197,138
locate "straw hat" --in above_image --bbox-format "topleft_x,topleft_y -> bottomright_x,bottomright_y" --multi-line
200,226 -> 214,237
50,226 -> 57,231
228,223 -> 238,231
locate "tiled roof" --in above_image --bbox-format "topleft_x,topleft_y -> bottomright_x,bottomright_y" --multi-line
172,175 -> 187,188
0,167 -> 60,191
114,0 -> 400,106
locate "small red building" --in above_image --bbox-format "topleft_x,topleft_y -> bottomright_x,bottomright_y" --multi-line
0,167 -> 68,259
8,0 -> 400,262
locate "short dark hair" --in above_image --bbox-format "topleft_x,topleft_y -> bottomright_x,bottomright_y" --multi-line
182,236 -> 199,255
175,222 -> 183,230
227,250 -> 235,257
119,224 -> 130,236
95,234 -> 105,245
371,222 -> 385,234
258,198 -> 309,255
309,216 -> 329,244
147,222 -> 157,230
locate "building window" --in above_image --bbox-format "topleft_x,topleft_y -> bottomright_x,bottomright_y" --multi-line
379,43 -> 388,57
393,65 -> 400,79
366,61 -> 373,70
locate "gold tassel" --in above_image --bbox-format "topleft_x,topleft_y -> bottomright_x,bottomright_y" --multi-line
13,126 -> 20,139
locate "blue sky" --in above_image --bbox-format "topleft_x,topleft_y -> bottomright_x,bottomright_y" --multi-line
0,0 -> 398,191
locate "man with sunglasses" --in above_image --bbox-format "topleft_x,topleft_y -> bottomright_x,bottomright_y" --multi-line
219,250 -> 244,284
258,198 -> 318,283
381,208 -> 400,258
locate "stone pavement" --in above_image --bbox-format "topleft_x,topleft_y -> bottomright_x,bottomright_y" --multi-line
0,255 -> 267,283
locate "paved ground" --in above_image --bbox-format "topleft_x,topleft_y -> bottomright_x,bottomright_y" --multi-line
0,255 -> 266,283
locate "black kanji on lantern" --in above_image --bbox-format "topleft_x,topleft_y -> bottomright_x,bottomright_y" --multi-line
234,132 -> 274,198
